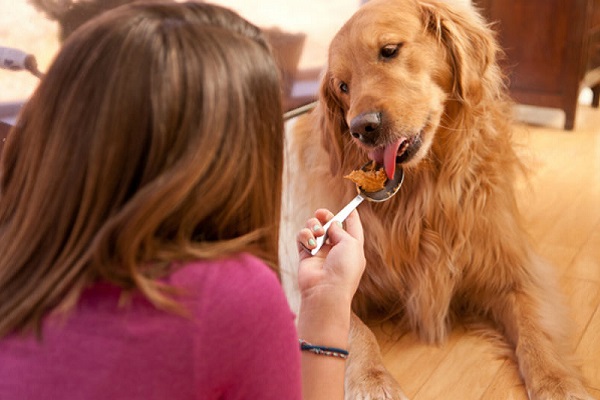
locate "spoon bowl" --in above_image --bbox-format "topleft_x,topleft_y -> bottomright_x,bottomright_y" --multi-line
310,162 -> 404,255
358,163 -> 405,202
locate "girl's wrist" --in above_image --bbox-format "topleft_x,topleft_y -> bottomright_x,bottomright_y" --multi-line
297,297 -> 352,350
300,283 -> 355,308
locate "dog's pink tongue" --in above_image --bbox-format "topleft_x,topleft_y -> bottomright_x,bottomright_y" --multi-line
383,139 -> 404,179
367,139 -> 404,179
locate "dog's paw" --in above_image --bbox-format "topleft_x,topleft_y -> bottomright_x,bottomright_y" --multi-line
528,377 -> 597,400
530,388 -> 596,400
345,368 -> 409,400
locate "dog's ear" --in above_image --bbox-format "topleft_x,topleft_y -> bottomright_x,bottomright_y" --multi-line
419,0 -> 500,104
317,71 -> 350,177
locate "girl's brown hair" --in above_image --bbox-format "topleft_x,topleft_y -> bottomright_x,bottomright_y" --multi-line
0,1 -> 284,336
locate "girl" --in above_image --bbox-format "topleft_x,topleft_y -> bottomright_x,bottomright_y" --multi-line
0,2 -> 364,399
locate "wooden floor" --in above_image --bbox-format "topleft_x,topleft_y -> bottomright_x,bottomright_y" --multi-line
370,102 -> 600,399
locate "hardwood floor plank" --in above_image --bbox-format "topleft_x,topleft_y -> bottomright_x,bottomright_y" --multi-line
559,277 -> 600,344
537,243 -> 580,276
410,330 -> 505,400
372,325 -> 459,398
515,133 -> 600,265
565,223 -> 600,283
588,386 -> 600,397
576,304 -> 600,390
480,360 -> 529,400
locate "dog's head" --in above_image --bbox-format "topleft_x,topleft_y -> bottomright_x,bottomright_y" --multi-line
318,0 -> 500,178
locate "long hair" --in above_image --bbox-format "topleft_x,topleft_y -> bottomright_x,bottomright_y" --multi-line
0,1 -> 284,337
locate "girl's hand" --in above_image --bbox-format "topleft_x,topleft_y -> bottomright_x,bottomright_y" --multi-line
296,208 -> 366,305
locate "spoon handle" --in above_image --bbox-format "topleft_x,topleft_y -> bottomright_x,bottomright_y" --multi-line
310,194 -> 365,256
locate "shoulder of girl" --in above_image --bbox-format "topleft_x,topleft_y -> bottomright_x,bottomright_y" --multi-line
173,253 -> 281,294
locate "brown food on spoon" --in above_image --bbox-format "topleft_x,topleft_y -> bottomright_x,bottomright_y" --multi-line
344,161 -> 387,192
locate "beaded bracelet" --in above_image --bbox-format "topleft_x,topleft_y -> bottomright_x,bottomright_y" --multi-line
299,339 -> 349,359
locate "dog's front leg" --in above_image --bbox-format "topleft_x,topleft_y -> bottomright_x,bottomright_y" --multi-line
489,283 -> 594,400
344,313 -> 409,400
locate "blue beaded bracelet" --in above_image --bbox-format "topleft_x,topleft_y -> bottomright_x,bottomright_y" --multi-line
299,339 -> 349,359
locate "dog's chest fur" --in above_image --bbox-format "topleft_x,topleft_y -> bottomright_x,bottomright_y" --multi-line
349,130 -> 527,343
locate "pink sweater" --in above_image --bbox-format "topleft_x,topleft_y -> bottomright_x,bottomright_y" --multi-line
0,253 -> 301,399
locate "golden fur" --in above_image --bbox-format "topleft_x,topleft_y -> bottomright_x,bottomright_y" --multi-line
280,0 -> 593,398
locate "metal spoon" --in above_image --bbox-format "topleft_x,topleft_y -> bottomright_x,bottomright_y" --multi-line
310,163 -> 405,256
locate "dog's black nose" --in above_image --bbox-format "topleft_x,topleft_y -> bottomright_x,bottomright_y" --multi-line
350,112 -> 381,145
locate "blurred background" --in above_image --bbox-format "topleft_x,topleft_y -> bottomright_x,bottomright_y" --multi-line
1,0 -> 596,130
0,0 -> 362,103
0,0 -> 475,118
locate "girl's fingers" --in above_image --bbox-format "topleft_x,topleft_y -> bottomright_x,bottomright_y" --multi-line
323,220 -> 345,246
297,208 -> 343,256
305,217 -> 324,237
317,209 -> 363,247
297,227 -> 316,251
314,208 -> 335,225
342,209 -> 364,244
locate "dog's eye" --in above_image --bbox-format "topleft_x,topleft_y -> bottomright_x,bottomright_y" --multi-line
380,43 -> 403,60
339,82 -> 349,94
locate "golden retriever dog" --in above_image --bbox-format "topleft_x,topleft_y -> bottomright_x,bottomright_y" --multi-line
279,0 -> 594,399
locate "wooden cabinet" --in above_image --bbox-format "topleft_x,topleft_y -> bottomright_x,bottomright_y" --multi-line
475,0 -> 600,130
